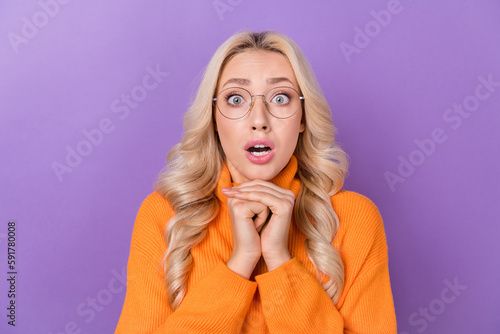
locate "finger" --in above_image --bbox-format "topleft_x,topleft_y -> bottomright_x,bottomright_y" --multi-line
256,221 -> 265,234
232,180 -> 293,197
257,212 -> 272,234
222,188 -> 242,196
229,197 -> 270,220
230,190 -> 294,216
254,209 -> 270,231
230,185 -> 295,206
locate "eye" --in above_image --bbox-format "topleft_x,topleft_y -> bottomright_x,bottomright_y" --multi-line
226,94 -> 246,106
271,93 -> 290,105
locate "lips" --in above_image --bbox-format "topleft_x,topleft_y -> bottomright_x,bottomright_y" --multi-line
244,138 -> 275,151
244,138 -> 275,164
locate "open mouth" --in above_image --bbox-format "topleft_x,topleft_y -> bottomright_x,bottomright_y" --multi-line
247,144 -> 272,156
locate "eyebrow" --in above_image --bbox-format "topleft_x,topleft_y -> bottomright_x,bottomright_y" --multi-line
267,77 -> 294,85
222,77 -> 294,88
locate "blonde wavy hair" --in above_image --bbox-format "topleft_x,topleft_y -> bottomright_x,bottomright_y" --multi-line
154,30 -> 349,311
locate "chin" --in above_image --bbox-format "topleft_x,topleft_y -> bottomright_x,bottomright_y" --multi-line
227,155 -> 286,183
244,165 -> 279,181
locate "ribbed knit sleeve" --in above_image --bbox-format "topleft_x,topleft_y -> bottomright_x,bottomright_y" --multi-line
164,262 -> 258,332
114,192 -> 258,334
255,257 -> 344,333
254,191 -> 397,334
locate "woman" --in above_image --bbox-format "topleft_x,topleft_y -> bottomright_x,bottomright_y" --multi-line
115,31 -> 397,333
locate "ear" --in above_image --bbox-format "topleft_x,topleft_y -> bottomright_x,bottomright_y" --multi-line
299,119 -> 305,133
213,112 -> 218,132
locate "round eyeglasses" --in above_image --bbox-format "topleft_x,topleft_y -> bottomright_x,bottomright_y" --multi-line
213,86 -> 304,120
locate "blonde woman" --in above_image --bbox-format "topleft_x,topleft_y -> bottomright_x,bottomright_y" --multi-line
115,31 -> 397,333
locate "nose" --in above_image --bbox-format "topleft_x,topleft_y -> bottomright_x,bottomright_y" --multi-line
248,95 -> 270,131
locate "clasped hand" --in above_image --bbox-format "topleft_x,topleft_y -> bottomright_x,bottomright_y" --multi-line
222,180 -> 294,278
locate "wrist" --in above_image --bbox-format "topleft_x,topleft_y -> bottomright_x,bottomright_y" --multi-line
263,250 -> 291,271
226,252 -> 260,280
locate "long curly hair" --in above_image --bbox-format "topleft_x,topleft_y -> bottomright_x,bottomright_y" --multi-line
154,30 -> 349,311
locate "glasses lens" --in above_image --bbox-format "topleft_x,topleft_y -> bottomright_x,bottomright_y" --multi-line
216,87 -> 252,119
265,87 -> 301,119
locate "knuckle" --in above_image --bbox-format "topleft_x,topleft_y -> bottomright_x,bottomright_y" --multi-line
255,202 -> 267,211
232,202 -> 245,213
284,201 -> 294,211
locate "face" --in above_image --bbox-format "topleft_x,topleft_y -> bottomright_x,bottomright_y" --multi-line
214,50 -> 305,183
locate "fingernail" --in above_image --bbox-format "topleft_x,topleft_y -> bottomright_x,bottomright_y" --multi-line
221,188 -> 231,192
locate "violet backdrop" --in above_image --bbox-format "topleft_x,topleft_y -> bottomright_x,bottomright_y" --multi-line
1,0 -> 499,333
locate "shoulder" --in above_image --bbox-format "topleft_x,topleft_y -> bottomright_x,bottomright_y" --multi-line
134,191 -> 176,235
330,189 -> 383,227
137,191 -> 175,223
329,189 -> 388,266
129,191 -> 176,262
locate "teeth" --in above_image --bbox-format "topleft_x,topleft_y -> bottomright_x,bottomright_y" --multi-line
250,150 -> 270,157
253,144 -> 267,148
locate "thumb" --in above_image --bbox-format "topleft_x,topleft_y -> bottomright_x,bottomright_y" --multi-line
255,211 -> 272,232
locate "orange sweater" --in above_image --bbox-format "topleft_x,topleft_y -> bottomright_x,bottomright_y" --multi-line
115,155 -> 397,333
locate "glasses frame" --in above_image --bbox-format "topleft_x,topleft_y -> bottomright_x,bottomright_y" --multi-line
212,86 -> 305,120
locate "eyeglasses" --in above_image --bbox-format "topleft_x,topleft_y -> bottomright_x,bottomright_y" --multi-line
213,86 -> 304,120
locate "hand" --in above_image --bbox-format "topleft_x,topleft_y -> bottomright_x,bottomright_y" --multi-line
223,180 -> 294,271
223,186 -> 269,279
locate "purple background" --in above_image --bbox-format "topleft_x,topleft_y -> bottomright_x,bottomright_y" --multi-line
1,0 -> 499,333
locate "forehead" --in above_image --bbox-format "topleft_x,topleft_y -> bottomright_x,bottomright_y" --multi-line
218,50 -> 299,89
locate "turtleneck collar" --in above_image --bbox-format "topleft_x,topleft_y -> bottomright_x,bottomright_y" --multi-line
215,155 -> 301,203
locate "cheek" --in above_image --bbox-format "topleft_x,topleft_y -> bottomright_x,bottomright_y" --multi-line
287,118 -> 304,146
215,115 -> 236,147
275,117 -> 303,138
286,125 -> 302,148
